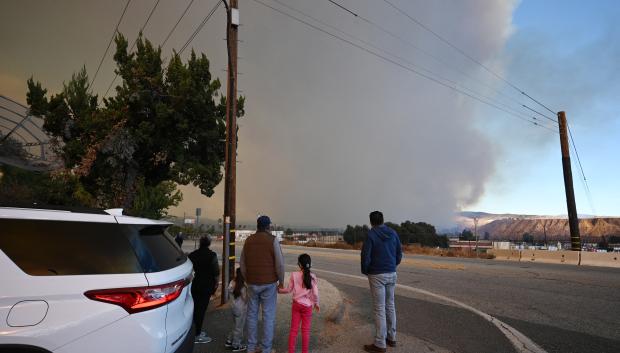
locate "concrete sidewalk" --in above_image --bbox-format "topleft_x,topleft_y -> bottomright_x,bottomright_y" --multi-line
193,273 -> 343,353
192,273 -> 447,353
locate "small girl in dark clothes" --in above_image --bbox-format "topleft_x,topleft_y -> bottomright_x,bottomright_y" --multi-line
225,268 -> 248,352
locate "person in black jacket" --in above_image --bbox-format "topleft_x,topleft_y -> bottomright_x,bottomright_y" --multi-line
175,232 -> 184,248
189,236 -> 220,344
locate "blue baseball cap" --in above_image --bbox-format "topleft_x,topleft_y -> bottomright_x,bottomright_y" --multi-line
257,215 -> 271,228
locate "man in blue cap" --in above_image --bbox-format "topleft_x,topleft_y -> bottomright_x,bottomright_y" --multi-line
240,215 -> 285,353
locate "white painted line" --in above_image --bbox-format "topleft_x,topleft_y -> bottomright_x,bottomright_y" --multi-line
313,268 -> 547,353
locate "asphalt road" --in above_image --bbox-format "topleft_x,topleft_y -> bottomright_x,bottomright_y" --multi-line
191,241 -> 620,353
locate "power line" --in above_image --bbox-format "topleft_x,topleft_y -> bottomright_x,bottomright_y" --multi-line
381,0 -> 558,115
322,0 -> 558,129
327,0 -> 536,117
377,0 -> 592,206
179,0 -> 222,55
567,124 -> 596,214
103,0 -> 162,98
521,104 -> 557,124
90,0 -> 132,89
253,0 -> 556,132
161,0 -> 196,48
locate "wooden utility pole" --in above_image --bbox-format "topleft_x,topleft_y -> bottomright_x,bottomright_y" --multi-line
543,221 -> 548,248
557,111 -> 581,251
222,0 -> 239,304
473,217 -> 479,254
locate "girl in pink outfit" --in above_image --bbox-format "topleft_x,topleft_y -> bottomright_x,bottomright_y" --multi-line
278,253 -> 320,353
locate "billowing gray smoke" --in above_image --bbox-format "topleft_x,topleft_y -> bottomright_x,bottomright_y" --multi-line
175,0 -> 519,228
0,0 -> 518,228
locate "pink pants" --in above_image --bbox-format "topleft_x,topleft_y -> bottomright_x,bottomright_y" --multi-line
288,300 -> 313,353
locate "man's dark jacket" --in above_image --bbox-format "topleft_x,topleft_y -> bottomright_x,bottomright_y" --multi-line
361,224 -> 402,275
189,247 -> 219,295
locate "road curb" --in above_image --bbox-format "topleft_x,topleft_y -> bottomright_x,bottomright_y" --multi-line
313,268 -> 548,353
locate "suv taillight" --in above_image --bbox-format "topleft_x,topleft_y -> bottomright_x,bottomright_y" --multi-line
85,276 -> 191,314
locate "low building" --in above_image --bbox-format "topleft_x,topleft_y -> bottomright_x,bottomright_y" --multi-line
234,229 -> 283,242
492,241 -> 511,250
449,238 -> 493,250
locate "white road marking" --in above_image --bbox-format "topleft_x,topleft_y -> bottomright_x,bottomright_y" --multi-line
313,268 -> 547,353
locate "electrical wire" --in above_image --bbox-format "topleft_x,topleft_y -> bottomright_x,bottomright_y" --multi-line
284,0 -> 557,130
326,0 -> 544,121
157,0 -> 222,73
103,0 -> 162,98
179,0 -> 222,55
318,0 -> 559,130
252,0 -> 556,132
521,104 -> 557,123
334,1 -> 600,202
568,124 -> 596,214
161,0 -> 196,48
381,0 -> 558,115
90,0 -> 132,89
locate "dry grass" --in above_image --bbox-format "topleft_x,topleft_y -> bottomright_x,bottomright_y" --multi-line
280,240 -> 495,259
281,240 -> 363,250
402,245 -> 495,259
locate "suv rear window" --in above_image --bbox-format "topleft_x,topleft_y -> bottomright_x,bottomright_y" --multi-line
121,224 -> 187,272
0,219 -> 143,275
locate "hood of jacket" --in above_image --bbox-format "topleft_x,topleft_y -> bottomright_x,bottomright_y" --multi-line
373,224 -> 397,241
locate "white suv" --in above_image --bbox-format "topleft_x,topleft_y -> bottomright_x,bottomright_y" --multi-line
0,207 -> 195,353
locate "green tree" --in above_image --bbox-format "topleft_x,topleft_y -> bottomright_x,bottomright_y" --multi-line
285,228 -> 294,236
343,224 -> 369,245
26,34 -> 244,218
460,229 -> 475,241
522,233 -> 534,244
128,178 -> 183,219
344,221 -> 445,247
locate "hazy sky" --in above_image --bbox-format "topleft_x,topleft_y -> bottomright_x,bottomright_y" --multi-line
1,0 -> 618,228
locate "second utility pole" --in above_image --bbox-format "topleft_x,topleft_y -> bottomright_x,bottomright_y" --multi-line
557,111 -> 581,251
222,0 -> 239,304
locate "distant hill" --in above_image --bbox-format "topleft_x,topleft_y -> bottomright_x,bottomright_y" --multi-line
455,212 -> 620,241
479,217 -> 620,241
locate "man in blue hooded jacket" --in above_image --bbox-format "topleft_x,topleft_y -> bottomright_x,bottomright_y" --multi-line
361,211 -> 402,353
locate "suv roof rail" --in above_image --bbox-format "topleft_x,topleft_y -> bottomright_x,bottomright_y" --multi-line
0,202 -> 110,215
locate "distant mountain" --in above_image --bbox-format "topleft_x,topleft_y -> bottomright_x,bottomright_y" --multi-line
454,212 -> 620,240
479,218 -> 620,241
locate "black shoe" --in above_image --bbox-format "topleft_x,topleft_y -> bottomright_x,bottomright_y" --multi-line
386,339 -> 397,347
231,344 -> 247,352
225,339 -> 233,348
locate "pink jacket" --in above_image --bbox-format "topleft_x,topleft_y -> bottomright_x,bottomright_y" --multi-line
279,271 -> 320,307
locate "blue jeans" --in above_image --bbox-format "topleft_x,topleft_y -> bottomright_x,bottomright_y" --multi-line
368,272 -> 397,348
247,283 -> 278,352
